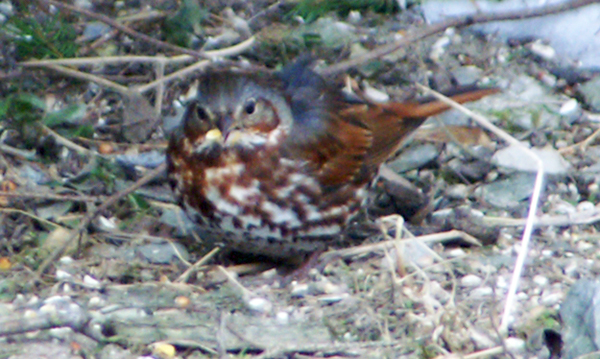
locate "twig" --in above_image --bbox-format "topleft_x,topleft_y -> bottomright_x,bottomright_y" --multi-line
41,0 -> 208,59
0,191 -> 103,203
40,125 -> 95,156
20,36 -> 256,68
133,37 -> 256,93
175,247 -> 221,283
483,211 -> 600,227
0,208 -> 62,229
415,84 -> 544,334
0,144 -> 36,160
35,163 -> 167,281
322,0 -> 598,75
323,229 -> 481,262
42,64 -> 130,94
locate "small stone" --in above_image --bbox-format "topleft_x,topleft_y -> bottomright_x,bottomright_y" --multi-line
533,275 -> 549,287
55,269 -> 72,280
246,297 -> 272,314
291,283 -> 309,298
83,275 -> 101,289
564,262 -> 578,277
88,296 -> 105,308
470,286 -> 493,298
318,293 -> 349,304
577,201 -> 595,212
461,274 -> 483,287
496,276 -> 508,289
505,337 -> 526,354
276,311 -> 289,324
445,184 -> 469,200
559,98 -> 580,116
527,40 -> 556,61
347,10 -> 361,24
516,291 -> 528,301
541,292 -> 563,306
362,82 -> 389,103
59,256 -> 74,265
451,65 -> 483,86
152,343 -> 176,359
447,248 -> 466,258
174,296 -> 191,308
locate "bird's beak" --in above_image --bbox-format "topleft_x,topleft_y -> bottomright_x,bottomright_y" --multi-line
217,115 -> 235,136
216,115 -> 243,145
204,128 -> 223,141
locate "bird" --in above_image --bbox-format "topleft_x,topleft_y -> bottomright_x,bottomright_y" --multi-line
166,58 -> 497,260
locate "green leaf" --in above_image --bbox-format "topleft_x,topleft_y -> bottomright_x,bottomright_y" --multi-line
4,14 -> 79,60
15,93 -> 46,111
163,0 -> 208,47
44,103 -> 86,127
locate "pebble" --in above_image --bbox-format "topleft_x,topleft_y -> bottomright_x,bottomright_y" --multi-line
276,311 -> 289,325
461,275 -> 483,287
505,337 -> 526,354
318,293 -> 350,304
88,296 -> 106,308
527,40 -> 556,61
559,98 -> 581,117
541,292 -> 563,306
83,275 -> 101,289
564,262 -> 578,277
290,282 -> 309,298
541,249 -> 553,257
362,85 -> 389,103
577,201 -> 595,212
516,291 -> 528,301
55,269 -> 72,280
496,276 -> 508,290
532,275 -> 549,287
247,297 -> 272,314
470,286 -> 493,298
470,328 -> 495,349
447,248 -> 466,258
59,256 -> 74,265
445,184 -> 469,200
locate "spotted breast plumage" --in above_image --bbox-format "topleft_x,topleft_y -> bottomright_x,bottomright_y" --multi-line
166,58 -> 497,259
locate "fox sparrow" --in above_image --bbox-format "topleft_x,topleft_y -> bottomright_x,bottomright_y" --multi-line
167,59 -> 497,259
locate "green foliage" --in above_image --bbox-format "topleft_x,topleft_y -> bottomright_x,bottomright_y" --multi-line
0,93 -> 45,122
162,0 -> 208,47
0,93 -> 91,148
127,193 -> 150,211
291,0 -> 400,22
2,14 -> 79,59
44,103 -> 86,127
89,159 -> 118,193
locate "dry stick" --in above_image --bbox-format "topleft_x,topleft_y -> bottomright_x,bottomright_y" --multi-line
41,0 -> 208,60
20,36 -> 256,68
35,163 -> 167,280
42,64 -> 130,94
322,0 -> 598,75
415,84 -> 544,335
0,191 -> 102,203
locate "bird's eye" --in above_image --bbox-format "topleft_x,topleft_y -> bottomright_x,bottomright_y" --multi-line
195,104 -> 209,120
244,99 -> 256,115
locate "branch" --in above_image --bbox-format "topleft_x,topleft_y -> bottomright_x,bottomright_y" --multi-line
40,0 -> 209,59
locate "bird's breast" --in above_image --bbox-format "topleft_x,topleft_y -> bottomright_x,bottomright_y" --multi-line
177,144 -> 367,247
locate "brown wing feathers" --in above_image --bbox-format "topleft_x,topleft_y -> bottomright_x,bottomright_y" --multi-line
360,87 -> 499,170
313,87 -> 498,185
